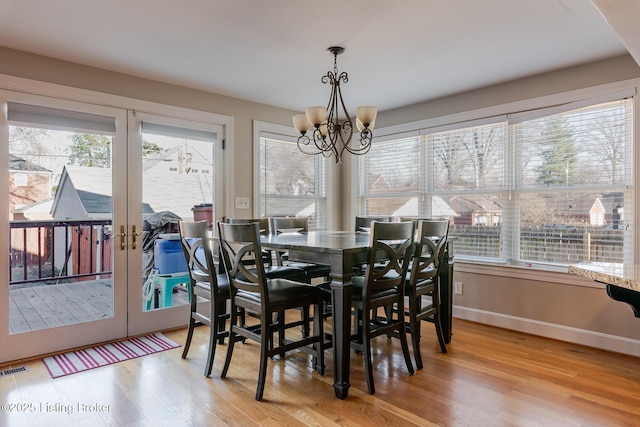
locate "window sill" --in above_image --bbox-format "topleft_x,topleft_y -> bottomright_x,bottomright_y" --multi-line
453,260 -> 604,289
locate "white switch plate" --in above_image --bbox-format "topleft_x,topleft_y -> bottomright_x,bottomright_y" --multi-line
454,281 -> 463,295
235,197 -> 250,209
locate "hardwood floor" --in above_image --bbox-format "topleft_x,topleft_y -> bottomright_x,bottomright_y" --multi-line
1,319 -> 639,426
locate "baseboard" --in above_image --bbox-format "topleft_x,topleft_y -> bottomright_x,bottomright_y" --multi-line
453,306 -> 640,358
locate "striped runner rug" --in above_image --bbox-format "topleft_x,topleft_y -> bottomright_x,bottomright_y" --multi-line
43,333 -> 180,378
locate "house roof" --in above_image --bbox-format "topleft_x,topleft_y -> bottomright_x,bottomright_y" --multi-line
392,196 -> 458,217
9,154 -> 51,173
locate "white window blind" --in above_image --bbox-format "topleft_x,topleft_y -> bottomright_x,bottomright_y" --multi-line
358,94 -> 634,270
357,135 -> 420,216
8,102 -> 116,135
510,98 -> 633,266
429,121 -> 507,260
258,134 -> 327,229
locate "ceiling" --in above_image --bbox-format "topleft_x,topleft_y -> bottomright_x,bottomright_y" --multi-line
0,1 -> 635,114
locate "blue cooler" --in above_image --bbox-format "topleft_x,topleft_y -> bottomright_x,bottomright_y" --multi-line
154,234 -> 188,274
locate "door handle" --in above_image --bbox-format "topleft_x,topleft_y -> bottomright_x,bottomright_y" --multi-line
119,225 -> 126,250
132,225 -> 139,250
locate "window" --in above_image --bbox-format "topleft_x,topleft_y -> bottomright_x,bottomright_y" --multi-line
358,94 -> 634,269
255,122 -> 328,229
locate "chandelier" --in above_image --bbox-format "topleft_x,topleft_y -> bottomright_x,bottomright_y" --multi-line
293,46 -> 377,164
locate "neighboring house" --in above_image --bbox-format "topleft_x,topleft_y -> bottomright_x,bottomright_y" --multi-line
9,154 -> 52,219
448,195 -> 503,226
51,161 -> 213,221
51,165 -> 114,220
541,194 -> 617,227
12,198 -> 54,221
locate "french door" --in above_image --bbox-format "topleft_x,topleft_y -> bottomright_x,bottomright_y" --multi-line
1,91 -> 224,362
127,110 -> 223,335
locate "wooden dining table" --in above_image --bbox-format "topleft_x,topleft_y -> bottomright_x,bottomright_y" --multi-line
261,230 -> 455,399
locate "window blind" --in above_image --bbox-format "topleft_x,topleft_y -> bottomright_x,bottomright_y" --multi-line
358,135 -> 420,216
510,98 -> 633,265
8,102 -> 116,135
358,94 -> 634,270
259,135 -> 327,229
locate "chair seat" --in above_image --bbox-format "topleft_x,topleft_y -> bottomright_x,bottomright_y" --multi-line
286,261 -> 331,279
263,265 -> 307,281
236,278 -> 322,309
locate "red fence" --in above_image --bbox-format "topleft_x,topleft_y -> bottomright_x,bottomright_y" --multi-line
9,219 -> 113,286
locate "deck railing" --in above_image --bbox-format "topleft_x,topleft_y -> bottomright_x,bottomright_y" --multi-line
9,219 -> 113,286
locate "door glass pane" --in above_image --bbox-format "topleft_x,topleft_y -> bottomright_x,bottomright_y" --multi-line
141,125 -> 216,312
8,124 -> 114,334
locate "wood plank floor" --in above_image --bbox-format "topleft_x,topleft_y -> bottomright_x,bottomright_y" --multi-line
8,280 -> 114,334
1,319 -> 638,426
9,280 -> 189,333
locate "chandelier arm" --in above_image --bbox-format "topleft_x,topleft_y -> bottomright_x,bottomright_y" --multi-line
297,133 -> 322,156
343,131 -> 373,156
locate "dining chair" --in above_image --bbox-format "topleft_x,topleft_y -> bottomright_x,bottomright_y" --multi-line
404,219 -> 449,368
178,220 -> 231,377
218,222 -> 325,401
269,216 -> 332,335
354,215 -> 392,232
351,221 -> 415,394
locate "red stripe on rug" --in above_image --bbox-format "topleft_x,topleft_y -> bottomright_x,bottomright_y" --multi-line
42,333 -> 180,378
54,353 -> 77,375
147,334 -> 174,350
112,340 -> 140,359
75,349 -> 100,369
94,345 -> 120,364
130,337 -> 156,354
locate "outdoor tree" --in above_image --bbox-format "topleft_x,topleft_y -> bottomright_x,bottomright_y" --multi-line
434,133 -> 462,187
589,106 -> 626,185
462,126 -> 501,189
142,140 -> 163,156
67,133 -> 112,167
535,117 -> 577,187
263,141 -> 315,196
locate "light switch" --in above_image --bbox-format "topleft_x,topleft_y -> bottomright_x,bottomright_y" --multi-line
235,197 -> 249,209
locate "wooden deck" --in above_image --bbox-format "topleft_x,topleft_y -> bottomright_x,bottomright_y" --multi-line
8,279 -> 189,334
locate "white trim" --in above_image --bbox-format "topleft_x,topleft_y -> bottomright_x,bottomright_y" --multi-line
454,306 -> 640,357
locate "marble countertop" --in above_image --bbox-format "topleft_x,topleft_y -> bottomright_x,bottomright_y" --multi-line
568,262 -> 640,292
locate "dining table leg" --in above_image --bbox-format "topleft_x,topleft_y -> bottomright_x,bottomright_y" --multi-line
439,241 -> 454,343
330,276 -> 352,399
